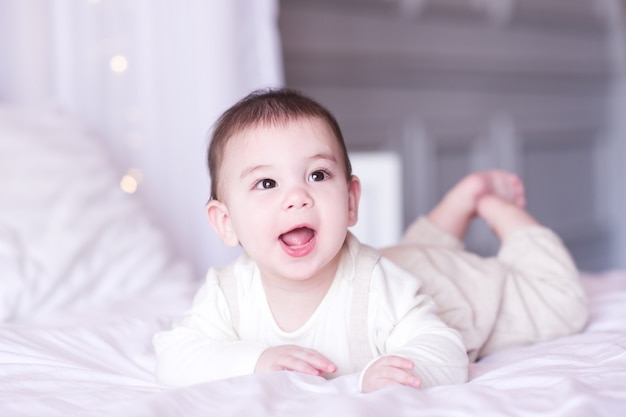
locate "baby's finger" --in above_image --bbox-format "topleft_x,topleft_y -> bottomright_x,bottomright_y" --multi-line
384,367 -> 422,389
376,355 -> 415,371
270,346 -> 336,375
293,347 -> 337,374
278,356 -> 326,375
373,356 -> 421,388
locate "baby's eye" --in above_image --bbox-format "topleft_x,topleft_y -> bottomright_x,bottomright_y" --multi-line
308,170 -> 329,182
254,178 -> 277,190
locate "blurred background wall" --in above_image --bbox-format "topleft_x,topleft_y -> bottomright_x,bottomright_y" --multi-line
279,0 -> 626,272
0,0 -> 624,275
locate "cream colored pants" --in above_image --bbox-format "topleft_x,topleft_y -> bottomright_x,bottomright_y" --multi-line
380,217 -> 589,361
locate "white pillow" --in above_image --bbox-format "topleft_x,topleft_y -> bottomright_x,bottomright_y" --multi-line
0,105 -> 196,322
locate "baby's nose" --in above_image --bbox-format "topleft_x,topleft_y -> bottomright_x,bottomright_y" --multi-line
284,187 -> 313,210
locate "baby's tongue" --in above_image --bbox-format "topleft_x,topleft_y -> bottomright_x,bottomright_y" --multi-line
280,227 -> 314,246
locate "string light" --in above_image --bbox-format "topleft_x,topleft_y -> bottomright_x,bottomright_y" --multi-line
120,168 -> 144,194
110,55 -> 128,73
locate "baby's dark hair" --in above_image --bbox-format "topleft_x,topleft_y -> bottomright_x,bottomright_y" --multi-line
207,87 -> 352,201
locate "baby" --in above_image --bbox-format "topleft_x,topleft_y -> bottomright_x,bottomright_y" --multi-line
153,88 -> 588,392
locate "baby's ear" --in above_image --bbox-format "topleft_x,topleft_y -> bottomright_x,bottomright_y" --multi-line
347,175 -> 361,227
206,200 -> 239,247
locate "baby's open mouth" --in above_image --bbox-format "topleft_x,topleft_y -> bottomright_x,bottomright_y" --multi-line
279,227 -> 315,247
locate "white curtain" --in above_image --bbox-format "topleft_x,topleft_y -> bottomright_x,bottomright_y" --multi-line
0,0 -> 284,276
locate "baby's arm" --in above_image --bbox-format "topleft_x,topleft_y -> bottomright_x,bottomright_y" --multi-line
362,258 -> 469,392
153,271 -> 268,386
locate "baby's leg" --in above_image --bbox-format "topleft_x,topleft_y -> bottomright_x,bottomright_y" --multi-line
427,170 -> 526,239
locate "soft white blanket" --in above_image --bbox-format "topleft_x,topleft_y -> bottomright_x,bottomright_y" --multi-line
0,271 -> 624,417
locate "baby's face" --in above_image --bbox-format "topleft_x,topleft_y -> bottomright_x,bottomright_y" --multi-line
214,117 -> 360,284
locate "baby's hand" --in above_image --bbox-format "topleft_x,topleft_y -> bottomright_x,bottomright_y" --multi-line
255,345 -> 337,376
361,355 -> 422,393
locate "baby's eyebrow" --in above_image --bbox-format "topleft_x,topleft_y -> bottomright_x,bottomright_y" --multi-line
310,152 -> 338,164
239,152 -> 338,180
240,164 -> 270,180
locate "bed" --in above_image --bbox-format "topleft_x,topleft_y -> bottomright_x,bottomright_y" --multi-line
1,106 -> 625,417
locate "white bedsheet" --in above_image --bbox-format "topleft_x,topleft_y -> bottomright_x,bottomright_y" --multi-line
0,271 -> 624,417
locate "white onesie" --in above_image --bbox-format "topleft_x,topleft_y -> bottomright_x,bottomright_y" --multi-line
153,232 -> 469,390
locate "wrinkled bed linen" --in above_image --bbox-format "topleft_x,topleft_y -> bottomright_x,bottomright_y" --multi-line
0,271 -> 624,417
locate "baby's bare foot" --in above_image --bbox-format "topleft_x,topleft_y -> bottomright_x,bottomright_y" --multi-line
477,195 -> 538,240
427,170 -> 527,239
456,170 -> 526,212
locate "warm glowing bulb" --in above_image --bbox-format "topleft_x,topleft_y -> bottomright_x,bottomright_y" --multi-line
120,175 -> 138,194
110,55 -> 128,73
120,168 -> 143,194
